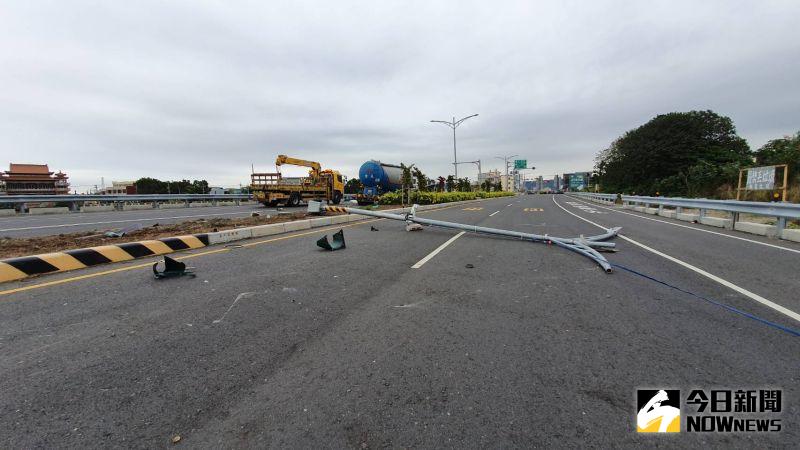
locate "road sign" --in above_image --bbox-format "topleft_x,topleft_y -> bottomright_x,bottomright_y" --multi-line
514,159 -> 527,169
569,173 -> 587,190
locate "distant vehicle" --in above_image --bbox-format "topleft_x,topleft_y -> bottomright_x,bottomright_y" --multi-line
357,160 -> 405,205
250,155 -> 345,207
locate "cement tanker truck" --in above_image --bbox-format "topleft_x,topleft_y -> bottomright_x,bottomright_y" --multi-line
356,160 -> 405,205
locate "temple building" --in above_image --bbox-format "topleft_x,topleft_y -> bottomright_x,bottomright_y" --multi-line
0,163 -> 70,195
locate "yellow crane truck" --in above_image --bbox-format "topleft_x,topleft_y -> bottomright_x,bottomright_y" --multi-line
250,155 -> 345,207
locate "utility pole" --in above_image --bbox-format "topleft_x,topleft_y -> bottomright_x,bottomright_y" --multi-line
431,114 -> 479,179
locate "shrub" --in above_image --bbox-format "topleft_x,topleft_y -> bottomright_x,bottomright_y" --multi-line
379,190 -> 514,205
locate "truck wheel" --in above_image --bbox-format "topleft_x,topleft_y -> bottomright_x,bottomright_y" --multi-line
332,192 -> 342,205
286,194 -> 300,207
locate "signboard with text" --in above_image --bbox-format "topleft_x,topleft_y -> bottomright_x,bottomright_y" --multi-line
514,160 -> 527,169
745,166 -> 775,190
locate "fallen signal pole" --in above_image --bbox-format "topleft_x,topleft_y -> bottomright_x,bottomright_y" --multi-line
308,201 -> 621,273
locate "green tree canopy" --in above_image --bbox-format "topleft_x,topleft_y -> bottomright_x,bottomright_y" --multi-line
754,131 -> 800,185
344,177 -> 363,194
595,110 -> 751,196
412,167 -> 428,191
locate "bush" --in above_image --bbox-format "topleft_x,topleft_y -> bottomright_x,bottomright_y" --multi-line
379,190 -> 514,205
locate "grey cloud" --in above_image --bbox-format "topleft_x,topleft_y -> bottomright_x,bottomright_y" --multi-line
1,0 -> 798,191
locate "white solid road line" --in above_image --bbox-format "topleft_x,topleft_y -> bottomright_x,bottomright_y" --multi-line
552,196 -> 800,324
489,211 -> 500,217
411,232 -> 466,269
568,196 -> 800,255
507,204 -> 513,207
0,211 -> 261,232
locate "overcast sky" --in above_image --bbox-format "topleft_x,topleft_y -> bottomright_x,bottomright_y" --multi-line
1,0 -> 798,191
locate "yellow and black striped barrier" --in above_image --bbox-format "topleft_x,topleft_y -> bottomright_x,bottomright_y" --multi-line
324,206 -> 349,214
0,234 -> 209,283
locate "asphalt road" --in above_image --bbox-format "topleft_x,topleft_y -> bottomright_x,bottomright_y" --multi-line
0,204 -> 274,238
1,194 -> 798,448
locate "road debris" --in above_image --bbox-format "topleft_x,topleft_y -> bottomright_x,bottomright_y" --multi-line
153,256 -> 195,279
308,200 -> 621,273
317,229 -> 346,251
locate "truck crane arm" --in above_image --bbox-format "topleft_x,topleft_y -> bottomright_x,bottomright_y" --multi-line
275,155 -> 321,177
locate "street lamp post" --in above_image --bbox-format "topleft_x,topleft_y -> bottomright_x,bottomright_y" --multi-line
455,159 -> 482,183
495,154 -> 517,191
431,114 -> 479,179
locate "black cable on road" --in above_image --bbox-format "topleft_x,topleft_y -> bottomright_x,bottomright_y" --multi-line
612,263 -> 800,338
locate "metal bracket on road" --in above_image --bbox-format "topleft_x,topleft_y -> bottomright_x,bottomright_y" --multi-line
308,201 -> 621,273
153,256 -> 195,279
316,229 -> 346,251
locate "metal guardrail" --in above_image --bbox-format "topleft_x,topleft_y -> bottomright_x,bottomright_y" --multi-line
570,192 -> 800,230
0,194 -> 253,212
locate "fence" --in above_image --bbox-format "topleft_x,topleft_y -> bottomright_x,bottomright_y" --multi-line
570,192 -> 800,232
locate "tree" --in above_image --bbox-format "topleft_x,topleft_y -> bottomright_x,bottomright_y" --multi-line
437,176 -> 446,192
755,131 -> 800,185
481,179 -> 493,192
457,177 -> 471,192
344,178 -> 363,194
494,181 -> 503,192
412,167 -> 428,192
445,175 -> 456,192
594,110 -> 751,196
135,177 -> 167,194
400,163 -> 414,204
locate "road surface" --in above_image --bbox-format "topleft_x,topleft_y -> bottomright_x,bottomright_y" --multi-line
0,204 -> 273,238
1,194 -> 797,448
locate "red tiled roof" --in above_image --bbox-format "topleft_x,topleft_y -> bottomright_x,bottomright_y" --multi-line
8,163 -> 52,174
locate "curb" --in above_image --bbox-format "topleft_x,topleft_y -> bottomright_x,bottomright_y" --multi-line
0,197 -> 501,283
0,234 -> 209,283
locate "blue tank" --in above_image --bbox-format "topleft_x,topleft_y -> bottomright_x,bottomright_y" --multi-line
358,160 -> 404,192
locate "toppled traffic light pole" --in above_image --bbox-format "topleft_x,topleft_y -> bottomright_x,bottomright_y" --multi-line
308,201 -> 620,273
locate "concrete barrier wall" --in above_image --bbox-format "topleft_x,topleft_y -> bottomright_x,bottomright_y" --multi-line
250,223 -> 286,238
29,207 -> 69,215
207,228 -> 254,244
782,228 -> 800,243
734,221 -> 777,237
658,210 -> 677,219
283,219 -> 312,232
699,217 -> 732,229
308,217 -> 332,228
0,209 -> 16,216
80,205 -> 115,213
122,204 -> 152,211
677,213 -> 699,222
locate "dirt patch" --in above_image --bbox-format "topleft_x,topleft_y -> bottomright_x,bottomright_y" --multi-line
0,212 -> 343,259
0,203 -> 427,259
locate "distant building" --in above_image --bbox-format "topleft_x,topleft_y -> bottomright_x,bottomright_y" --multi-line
209,186 -> 225,195
478,169 -> 502,184
98,181 -> 137,195
0,163 -> 69,195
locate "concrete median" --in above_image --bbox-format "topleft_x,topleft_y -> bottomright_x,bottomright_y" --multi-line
29,207 -> 70,215
734,221 -> 778,237
80,205 -> 115,213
